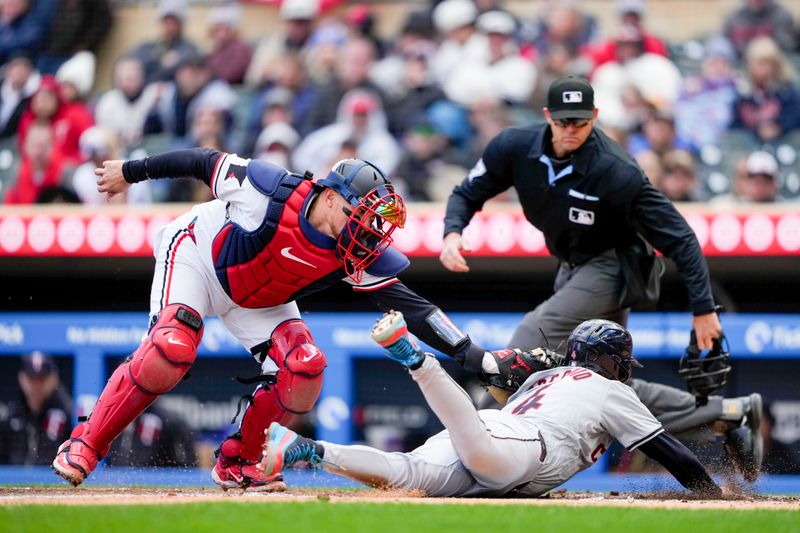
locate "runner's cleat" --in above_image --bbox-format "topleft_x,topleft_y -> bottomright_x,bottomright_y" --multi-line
370,311 -> 426,368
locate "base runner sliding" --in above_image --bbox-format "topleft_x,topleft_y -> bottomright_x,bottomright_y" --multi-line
260,311 -> 723,498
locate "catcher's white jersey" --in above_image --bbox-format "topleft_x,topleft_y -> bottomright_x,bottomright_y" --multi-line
148,155 -> 403,356
504,366 -> 664,495
152,154 -> 398,311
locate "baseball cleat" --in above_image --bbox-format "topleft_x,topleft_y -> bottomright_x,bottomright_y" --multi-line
51,433 -> 102,487
370,311 -> 426,368
724,393 -> 763,483
260,422 -> 322,478
212,452 -> 287,492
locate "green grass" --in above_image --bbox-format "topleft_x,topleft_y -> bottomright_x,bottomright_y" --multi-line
1,502 -> 798,533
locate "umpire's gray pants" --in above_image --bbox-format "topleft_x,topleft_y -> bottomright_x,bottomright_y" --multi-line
508,250 -> 628,352
630,380 -> 724,435
498,250 -> 723,432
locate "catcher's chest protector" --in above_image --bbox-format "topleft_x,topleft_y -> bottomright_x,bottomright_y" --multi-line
212,177 -> 343,308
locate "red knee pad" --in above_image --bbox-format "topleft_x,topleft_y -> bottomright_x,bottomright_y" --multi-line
275,343 -> 326,414
237,320 -> 325,461
268,320 -> 326,415
130,304 -> 203,394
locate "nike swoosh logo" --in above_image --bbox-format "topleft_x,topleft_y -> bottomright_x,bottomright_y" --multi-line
167,337 -> 189,347
280,247 -> 317,268
301,353 -> 317,362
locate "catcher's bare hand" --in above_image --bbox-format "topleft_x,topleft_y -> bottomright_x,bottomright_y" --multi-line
692,312 -> 722,351
440,232 -> 470,273
95,160 -> 129,199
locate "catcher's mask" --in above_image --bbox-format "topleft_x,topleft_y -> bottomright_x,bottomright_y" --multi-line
316,159 -> 406,283
678,331 -> 731,403
564,319 -> 641,382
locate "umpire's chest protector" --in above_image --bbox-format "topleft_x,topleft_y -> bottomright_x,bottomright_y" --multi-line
211,170 -> 343,308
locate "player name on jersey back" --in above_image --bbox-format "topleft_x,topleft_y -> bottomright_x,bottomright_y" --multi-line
503,366 -> 664,494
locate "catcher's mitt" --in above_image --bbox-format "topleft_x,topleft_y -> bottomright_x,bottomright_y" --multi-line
481,348 -> 562,404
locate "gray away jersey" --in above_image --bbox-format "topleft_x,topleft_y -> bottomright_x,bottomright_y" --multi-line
503,366 -> 664,495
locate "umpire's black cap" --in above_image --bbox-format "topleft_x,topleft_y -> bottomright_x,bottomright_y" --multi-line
20,351 -> 58,377
546,76 -> 595,119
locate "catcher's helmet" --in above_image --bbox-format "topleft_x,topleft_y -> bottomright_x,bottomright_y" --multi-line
564,319 -> 641,382
316,159 -> 406,282
316,159 -> 390,206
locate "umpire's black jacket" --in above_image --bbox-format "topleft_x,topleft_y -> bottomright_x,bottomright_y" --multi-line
444,122 -> 715,315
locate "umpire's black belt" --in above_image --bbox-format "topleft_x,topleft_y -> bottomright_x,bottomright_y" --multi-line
560,248 -> 617,270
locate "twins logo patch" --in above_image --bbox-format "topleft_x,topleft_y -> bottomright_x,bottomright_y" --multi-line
224,163 -> 248,187
569,207 -> 595,225
562,91 -> 583,103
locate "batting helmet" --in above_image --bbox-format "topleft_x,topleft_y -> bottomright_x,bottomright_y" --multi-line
564,319 -> 641,382
316,159 -> 406,283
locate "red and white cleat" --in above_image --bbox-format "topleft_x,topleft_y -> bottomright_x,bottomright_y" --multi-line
211,452 -> 287,492
51,431 -> 102,487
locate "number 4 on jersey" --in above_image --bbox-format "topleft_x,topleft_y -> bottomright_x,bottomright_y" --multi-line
511,384 -> 552,415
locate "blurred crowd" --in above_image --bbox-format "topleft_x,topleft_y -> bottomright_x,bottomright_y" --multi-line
0,0 -> 799,205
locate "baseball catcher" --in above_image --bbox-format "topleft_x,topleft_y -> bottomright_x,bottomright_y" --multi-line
52,151 -> 502,491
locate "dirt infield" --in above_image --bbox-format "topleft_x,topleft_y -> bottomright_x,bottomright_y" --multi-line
0,487 -> 797,510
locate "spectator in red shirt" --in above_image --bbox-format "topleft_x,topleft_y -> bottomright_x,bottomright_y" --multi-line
17,75 -> 93,165
5,122 -> 68,204
586,0 -> 668,70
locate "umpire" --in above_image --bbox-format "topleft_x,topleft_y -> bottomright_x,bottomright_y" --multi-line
440,75 -> 763,481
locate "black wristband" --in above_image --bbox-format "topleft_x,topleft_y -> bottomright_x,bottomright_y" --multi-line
462,342 -> 486,374
122,159 -> 149,184
691,305 -> 716,316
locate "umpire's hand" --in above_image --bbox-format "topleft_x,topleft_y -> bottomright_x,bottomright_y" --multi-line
96,160 -> 130,199
440,232 -> 471,272
692,312 -> 723,351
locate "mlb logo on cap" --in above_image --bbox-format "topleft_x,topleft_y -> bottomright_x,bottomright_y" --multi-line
547,76 -> 595,120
